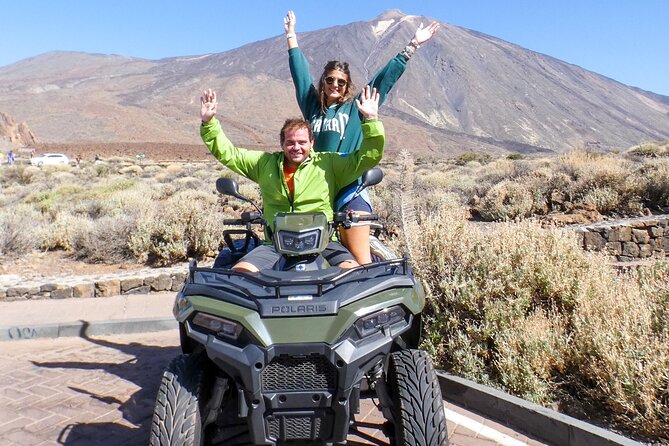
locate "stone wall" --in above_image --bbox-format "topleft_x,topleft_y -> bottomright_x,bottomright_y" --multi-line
572,214 -> 669,261
0,266 -> 187,301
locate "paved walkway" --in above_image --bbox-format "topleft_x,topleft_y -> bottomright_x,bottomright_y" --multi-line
0,330 -> 549,446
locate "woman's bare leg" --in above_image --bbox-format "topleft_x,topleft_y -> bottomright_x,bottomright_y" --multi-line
339,213 -> 372,264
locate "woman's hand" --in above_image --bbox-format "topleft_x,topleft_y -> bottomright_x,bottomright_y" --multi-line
356,86 -> 380,121
413,21 -> 440,45
200,88 -> 218,123
284,10 -> 296,34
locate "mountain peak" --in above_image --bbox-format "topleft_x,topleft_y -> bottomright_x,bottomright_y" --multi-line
374,9 -> 407,21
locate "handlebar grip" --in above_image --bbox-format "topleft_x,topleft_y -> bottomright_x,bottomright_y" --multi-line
223,219 -> 243,225
356,213 -> 379,221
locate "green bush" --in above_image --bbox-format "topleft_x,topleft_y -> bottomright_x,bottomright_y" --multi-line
454,151 -> 492,166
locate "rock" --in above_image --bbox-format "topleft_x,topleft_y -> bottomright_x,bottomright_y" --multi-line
120,277 -> 144,293
95,280 -> 121,297
583,231 -> 606,251
171,272 -> 187,291
51,287 -> 73,299
72,283 -> 94,298
145,273 -> 172,291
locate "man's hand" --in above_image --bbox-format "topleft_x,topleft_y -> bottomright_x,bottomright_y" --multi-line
413,21 -> 440,45
200,88 -> 218,123
284,10 -> 296,34
356,86 -> 380,121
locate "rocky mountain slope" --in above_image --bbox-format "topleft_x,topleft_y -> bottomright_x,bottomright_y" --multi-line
0,10 -> 668,158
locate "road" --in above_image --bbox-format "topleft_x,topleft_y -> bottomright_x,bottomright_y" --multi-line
0,330 -> 548,446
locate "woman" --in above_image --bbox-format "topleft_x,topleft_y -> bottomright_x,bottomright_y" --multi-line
283,10 -> 439,264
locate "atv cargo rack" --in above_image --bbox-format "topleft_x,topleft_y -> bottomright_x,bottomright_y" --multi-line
182,257 -> 419,317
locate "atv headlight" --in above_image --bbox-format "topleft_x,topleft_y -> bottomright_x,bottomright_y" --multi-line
277,229 -> 322,254
355,306 -> 406,338
273,213 -> 329,256
193,313 -> 243,340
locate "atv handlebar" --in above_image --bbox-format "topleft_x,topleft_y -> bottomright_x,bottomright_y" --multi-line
332,211 -> 379,229
223,211 -> 264,227
352,213 -> 379,222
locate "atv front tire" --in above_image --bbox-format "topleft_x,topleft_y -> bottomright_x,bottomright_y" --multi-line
386,349 -> 448,445
150,353 -> 206,446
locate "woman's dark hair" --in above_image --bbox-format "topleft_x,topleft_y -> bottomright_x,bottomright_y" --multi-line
318,61 -> 356,112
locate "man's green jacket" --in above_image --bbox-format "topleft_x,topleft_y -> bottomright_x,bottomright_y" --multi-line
200,118 -> 384,233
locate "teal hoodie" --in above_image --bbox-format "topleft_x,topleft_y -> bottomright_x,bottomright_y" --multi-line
200,118 -> 385,233
289,47 -> 407,154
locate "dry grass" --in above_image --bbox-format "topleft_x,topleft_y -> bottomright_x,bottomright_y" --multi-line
0,159 -> 225,264
1,147 -> 668,442
397,186 -> 668,442
431,148 -> 669,221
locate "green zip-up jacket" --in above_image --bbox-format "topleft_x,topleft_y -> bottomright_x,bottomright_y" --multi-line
289,47 -> 407,154
200,118 -> 385,233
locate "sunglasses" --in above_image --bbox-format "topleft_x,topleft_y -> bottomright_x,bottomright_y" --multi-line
325,76 -> 347,87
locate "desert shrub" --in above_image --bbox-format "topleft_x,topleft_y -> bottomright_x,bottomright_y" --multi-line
0,165 -> 44,186
454,151 -> 491,166
26,184 -> 87,217
175,176 -> 207,191
35,213 -> 93,251
128,219 -> 188,265
238,181 -> 261,203
41,164 -> 72,174
99,183 -> 158,219
157,182 -> 178,200
118,165 -> 143,175
72,215 -> 136,263
94,162 -> 115,177
581,187 -> 621,213
0,206 -> 39,255
192,166 -> 220,183
128,189 -> 220,265
410,199 -> 669,441
639,161 -> 669,207
627,141 -> 669,158
165,164 -> 182,174
476,180 -> 533,221
506,152 -> 525,160
142,165 -> 164,175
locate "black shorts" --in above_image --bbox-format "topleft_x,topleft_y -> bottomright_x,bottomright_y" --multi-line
341,194 -> 373,213
237,242 -> 355,270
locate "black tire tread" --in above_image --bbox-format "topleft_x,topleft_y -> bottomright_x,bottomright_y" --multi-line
150,353 -> 204,446
387,349 -> 448,446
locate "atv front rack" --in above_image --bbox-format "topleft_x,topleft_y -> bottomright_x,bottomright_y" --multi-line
181,257 -> 418,316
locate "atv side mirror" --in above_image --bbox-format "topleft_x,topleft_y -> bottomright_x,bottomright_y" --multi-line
216,177 -> 264,215
216,177 -> 246,200
359,167 -> 384,190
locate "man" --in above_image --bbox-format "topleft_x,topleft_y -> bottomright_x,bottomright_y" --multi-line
199,86 -> 384,272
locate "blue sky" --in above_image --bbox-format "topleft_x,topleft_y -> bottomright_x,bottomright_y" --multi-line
1,0 -> 668,95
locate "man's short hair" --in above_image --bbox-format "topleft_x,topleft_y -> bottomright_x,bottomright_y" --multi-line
280,118 -> 313,145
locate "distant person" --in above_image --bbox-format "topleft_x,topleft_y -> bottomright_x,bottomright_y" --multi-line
283,10 -> 439,265
7,150 -> 15,166
199,86 -> 385,273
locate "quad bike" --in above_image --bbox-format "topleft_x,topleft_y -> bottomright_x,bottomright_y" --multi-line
149,169 -> 448,445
